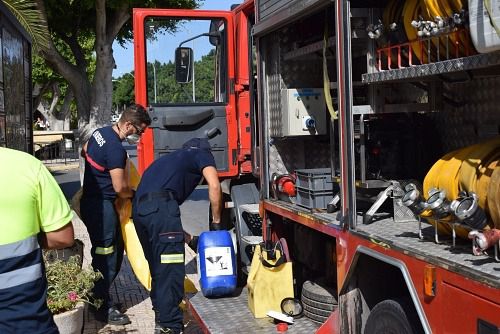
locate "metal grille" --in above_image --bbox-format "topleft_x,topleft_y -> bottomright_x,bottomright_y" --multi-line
35,138 -> 80,165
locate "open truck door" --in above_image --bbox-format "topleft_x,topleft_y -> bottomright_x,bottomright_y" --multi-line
133,9 -> 236,174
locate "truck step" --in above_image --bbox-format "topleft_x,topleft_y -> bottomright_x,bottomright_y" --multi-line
241,235 -> 263,245
239,203 -> 259,214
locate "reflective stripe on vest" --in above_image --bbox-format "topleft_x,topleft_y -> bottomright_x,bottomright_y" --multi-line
0,235 -> 39,261
85,152 -> 106,172
95,245 -> 114,255
0,236 -> 42,289
0,264 -> 42,289
160,253 -> 184,264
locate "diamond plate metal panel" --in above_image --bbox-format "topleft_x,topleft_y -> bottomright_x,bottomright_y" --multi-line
429,76 -> 500,152
362,52 -> 500,83
268,138 -> 331,177
189,289 -> 321,333
261,32 -> 284,138
356,218 -> 500,287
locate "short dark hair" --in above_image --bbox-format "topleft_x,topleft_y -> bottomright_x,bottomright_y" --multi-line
120,104 -> 151,126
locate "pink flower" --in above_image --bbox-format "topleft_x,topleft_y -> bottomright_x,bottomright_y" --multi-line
68,291 -> 78,301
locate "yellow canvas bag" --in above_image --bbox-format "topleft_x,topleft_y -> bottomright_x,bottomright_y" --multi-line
247,242 -> 294,318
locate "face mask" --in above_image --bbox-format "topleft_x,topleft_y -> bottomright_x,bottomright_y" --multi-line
126,134 -> 140,145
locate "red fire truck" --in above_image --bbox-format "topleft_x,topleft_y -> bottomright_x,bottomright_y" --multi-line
133,0 -> 500,332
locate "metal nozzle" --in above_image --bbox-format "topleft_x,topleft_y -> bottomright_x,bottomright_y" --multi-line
426,188 -> 452,219
451,192 -> 488,230
402,183 -> 428,215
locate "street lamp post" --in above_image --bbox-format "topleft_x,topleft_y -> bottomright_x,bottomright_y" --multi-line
192,38 -> 196,102
152,62 -> 157,103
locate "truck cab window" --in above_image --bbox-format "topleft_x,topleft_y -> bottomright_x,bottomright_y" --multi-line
145,17 -> 228,105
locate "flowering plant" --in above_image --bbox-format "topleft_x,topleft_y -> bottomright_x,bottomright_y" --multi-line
44,254 -> 103,314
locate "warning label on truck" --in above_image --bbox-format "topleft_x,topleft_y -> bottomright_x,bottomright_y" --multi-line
204,246 -> 233,277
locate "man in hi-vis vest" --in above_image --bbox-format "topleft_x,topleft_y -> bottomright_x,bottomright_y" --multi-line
0,147 -> 74,333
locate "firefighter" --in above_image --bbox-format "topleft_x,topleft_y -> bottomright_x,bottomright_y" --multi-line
132,138 -> 222,334
80,104 -> 151,325
0,147 -> 74,333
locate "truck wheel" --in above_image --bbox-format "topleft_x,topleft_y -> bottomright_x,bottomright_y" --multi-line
364,299 -> 416,334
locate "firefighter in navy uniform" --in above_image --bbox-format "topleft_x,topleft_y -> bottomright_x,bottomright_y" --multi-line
132,138 -> 222,334
0,147 -> 74,333
81,104 -> 151,325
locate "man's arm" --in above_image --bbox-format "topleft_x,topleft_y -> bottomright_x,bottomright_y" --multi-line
39,223 -> 74,249
110,167 -> 135,198
203,166 -> 222,223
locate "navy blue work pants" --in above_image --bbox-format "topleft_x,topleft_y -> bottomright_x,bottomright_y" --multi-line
132,197 -> 185,330
81,197 -> 124,309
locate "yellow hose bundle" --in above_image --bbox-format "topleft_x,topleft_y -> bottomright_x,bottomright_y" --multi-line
423,149 -> 459,199
401,0 -> 475,64
422,137 -> 500,238
403,0 -> 427,64
487,166 -> 500,229
458,137 -> 500,193
437,145 -> 477,200
476,158 -> 499,213
423,150 -> 457,234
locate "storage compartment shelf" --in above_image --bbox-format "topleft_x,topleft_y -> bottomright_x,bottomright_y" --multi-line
362,52 -> 500,83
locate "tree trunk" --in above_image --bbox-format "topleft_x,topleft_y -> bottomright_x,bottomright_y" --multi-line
35,0 -> 130,143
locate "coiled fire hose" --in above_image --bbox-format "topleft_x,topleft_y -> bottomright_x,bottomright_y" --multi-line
420,138 -> 500,239
381,0 -> 475,65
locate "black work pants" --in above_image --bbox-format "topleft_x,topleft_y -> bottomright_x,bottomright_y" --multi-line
132,196 -> 185,330
81,197 -> 124,309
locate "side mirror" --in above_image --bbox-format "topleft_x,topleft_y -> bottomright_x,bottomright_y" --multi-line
175,47 -> 193,83
209,20 -> 221,46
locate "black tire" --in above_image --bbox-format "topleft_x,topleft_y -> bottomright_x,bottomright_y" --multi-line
303,308 -> 330,324
364,300 -> 416,334
302,280 -> 338,305
301,294 -> 337,312
302,302 -> 334,318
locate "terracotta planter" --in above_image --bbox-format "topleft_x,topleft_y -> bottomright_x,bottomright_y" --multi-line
53,302 -> 85,334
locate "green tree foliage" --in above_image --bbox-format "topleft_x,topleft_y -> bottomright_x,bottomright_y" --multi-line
115,49 -> 215,107
32,36 -> 96,130
113,73 -> 135,111
32,0 -> 198,139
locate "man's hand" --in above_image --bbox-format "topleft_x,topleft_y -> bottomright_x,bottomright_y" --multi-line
203,166 -> 222,224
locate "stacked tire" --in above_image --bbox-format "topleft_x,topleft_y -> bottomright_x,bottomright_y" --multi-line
301,279 -> 337,325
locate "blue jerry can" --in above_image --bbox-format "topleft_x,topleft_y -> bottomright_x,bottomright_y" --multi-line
197,230 -> 237,297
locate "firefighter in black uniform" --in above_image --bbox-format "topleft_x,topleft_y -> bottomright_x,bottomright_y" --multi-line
132,138 -> 222,334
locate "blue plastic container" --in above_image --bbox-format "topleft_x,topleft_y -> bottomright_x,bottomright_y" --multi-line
197,230 -> 237,297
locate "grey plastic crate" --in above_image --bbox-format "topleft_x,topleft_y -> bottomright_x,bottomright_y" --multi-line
296,188 -> 334,210
295,168 -> 334,191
